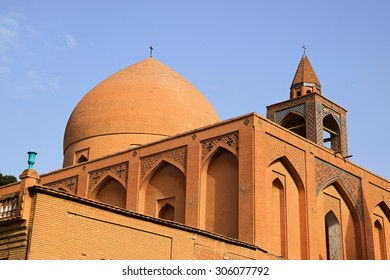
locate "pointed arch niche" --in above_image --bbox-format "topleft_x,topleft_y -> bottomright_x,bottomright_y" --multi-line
322,114 -> 341,151
74,148 -> 89,165
201,147 -> 238,239
272,178 -> 286,257
325,211 -> 342,260
159,202 -> 175,221
372,202 -> 390,259
90,175 -> 126,208
280,112 -> 306,138
317,182 -> 362,259
266,157 -> 306,259
139,161 -> 186,224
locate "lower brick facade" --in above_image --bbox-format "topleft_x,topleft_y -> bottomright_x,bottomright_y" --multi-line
26,187 -> 274,260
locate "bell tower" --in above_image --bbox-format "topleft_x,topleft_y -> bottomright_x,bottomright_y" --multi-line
266,54 -> 349,157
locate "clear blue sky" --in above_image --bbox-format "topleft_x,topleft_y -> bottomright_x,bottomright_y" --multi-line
1,0 -> 389,180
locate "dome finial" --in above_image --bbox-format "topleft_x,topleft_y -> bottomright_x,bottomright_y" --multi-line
149,46 -> 153,58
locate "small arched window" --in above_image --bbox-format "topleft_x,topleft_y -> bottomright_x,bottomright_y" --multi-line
374,220 -> 386,260
77,154 -> 88,164
159,203 -> 175,221
280,112 -> 306,138
323,114 -> 341,151
272,178 -> 286,257
74,148 -> 89,165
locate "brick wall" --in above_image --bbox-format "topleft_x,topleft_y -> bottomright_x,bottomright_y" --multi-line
0,219 -> 27,260
26,187 -> 271,260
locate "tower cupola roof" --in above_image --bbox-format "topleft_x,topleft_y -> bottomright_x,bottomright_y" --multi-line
291,54 -> 321,88
289,54 -> 322,98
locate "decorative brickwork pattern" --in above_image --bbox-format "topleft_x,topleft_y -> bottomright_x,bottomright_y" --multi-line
315,103 -> 324,146
46,176 -> 78,194
367,182 -> 390,209
265,134 -> 305,180
319,96 -> 346,117
267,94 -> 315,116
266,94 -> 348,155
275,104 -> 306,123
322,105 -> 341,126
266,110 -> 275,121
140,147 -> 187,180
306,102 -> 316,142
315,158 -> 362,216
341,117 -> 348,156
89,162 -> 128,194
201,132 -> 239,161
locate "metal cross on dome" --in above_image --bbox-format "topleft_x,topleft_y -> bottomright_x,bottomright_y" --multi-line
149,46 -> 153,58
302,44 -> 306,55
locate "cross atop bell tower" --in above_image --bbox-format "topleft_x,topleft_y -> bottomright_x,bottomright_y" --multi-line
266,53 -> 349,157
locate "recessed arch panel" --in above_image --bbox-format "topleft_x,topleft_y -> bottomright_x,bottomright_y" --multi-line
91,175 -> 126,208
203,147 -> 238,239
372,202 -> 390,259
266,156 -> 306,259
140,161 -> 186,224
318,181 -> 362,259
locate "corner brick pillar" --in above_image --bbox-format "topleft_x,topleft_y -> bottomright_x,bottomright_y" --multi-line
18,169 -> 40,220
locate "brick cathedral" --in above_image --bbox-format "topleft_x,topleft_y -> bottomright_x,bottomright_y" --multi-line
1,53 -> 389,260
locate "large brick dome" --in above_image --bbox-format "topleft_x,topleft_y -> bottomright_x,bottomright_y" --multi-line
63,58 -> 219,167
